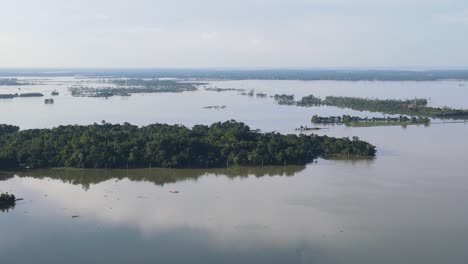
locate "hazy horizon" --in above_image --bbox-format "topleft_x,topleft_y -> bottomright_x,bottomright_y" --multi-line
2,0 -> 468,69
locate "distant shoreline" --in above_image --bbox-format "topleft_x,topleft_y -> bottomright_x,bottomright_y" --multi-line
2,69 -> 468,81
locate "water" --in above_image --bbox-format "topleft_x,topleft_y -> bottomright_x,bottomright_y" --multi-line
1,78 -> 468,263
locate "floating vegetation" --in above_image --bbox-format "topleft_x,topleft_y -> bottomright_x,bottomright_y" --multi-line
203,105 -> 227,110
51,91 -> 59,96
44,98 -> 54,104
311,115 -> 430,127
256,93 -> 267,98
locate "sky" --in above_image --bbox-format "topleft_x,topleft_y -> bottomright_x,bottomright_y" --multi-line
1,0 -> 468,68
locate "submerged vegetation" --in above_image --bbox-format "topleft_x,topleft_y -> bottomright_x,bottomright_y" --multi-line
311,115 -> 430,127
0,120 -> 375,169
69,79 -> 199,97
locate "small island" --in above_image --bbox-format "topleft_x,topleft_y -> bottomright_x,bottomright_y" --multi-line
69,79 -> 199,97
273,94 -> 295,105
311,115 -> 430,127
0,93 -> 44,99
295,95 -> 468,119
240,89 -> 256,97
203,105 -> 226,110
0,120 -> 375,169
0,193 -> 16,212
205,87 -> 245,92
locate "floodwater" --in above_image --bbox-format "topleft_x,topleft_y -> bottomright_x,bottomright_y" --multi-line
1,78 -> 468,263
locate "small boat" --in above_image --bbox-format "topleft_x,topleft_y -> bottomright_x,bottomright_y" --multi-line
169,189 -> 179,194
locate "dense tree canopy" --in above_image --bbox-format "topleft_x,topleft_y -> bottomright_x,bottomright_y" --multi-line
0,125 -> 19,136
0,121 -> 375,169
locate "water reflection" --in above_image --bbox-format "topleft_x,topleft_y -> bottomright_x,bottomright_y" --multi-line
0,203 -> 14,212
5,165 -> 306,190
0,164 -> 341,264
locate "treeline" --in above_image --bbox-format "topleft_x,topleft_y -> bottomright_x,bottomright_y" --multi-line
107,78 -> 206,88
70,79 -> 199,97
311,115 -> 430,127
323,96 -> 468,118
5,69 -> 468,81
0,121 -> 376,169
0,93 -> 44,99
288,94 -> 468,119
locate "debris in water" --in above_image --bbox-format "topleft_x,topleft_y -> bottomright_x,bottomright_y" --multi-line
169,189 -> 179,194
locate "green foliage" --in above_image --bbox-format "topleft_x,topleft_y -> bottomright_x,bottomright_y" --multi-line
0,124 -> 19,136
0,121 -> 375,169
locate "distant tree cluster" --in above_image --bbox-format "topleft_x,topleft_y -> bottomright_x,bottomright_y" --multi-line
311,115 -> 430,127
273,94 -> 295,105
0,192 -> 16,212
288,94 -> 468,119
0,78 -> 33,86
0,93 -> 44,99
69,79 -> 200,97
0,121 -> 376,169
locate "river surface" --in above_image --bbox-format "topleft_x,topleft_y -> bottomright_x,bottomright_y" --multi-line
1,78 -> 468,263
